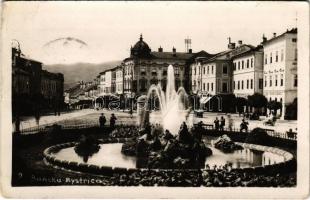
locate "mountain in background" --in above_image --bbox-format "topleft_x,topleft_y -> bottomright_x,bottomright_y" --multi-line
43,60 -> 122,90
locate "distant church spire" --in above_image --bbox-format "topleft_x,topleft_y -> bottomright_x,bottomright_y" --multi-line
140,34 -> 143,41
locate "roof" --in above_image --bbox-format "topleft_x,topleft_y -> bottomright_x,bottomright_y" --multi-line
99,65 -> 118,74
262,28 -> 297,45
203,44 -> 255,63
150,51 -> 194,60
85,84 -> 97,92
231,45 -> 263,59
13,67 -> 31,76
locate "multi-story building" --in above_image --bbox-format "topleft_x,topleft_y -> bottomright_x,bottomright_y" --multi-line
98,72 -> 106,96
191,40 -> 254,96
115,65 -> 123,95
104,70 -> 112,94
12,47 -> 64,116
262,28 -> 297,118
40,70 -> 64,112
232,45 -> 264,98
123,34 -> 211,99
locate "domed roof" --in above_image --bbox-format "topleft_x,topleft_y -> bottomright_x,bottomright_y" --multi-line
131,34 -> 151,58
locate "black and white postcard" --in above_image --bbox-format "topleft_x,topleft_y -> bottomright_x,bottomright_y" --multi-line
0,1 -> 309,199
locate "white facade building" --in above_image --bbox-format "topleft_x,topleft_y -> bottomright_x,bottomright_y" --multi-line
104,70 -> 112,94
232,46 -> 264,98
262,28 -> 297,118
115,66 -> 123,95
98,72 -> 105,96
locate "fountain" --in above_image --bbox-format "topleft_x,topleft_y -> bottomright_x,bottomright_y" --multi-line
138,65 -> 190,134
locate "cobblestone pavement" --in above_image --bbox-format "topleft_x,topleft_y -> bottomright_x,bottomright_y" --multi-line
16,109 -> 296,134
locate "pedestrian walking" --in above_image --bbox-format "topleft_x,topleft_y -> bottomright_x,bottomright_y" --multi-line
99,113 -> 106,128
227,114 -> 233,131
240,118 -> 249,132
129,107 -> 133,118
219,116 -> 225,131
214,117 -> 219,131
110,113 -> 117,128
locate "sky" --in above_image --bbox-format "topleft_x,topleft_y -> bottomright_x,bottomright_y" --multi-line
3,1 -> 303,65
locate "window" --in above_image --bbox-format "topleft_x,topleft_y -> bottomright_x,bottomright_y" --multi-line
241,80 -> 244,90
203,67 -> 206,75
203,83 -> 206,91
246,79 -> 249,89
175,67 -> 180,76
251,79 -> 253,89
264,76 -> 267,87
222,82 -> 228,93
281,49 -> 284,61
141,68 -> 146,76
152,69 -> 157,76
275,75 -> 278,86
270,53 -> 272,63
233,81 -> 235,90
295,48 -> 297,61
223,64 -> 228,74
233,63 -> 236,71
207,83 -> 209,91
207,66 -> 209,74
264,54 -> 267,64
238,81 -> 240,90
259,79 -> 263,89
242,60 -> 244,69
211,65 -> 214,74
276,51 -> 278,62
280,98 -> 282,102
280,74 -> 284,86
163,70 -> 167,76
292,38 -> 297,42
247,59 -> 249,68
140,78 -> 147,92
294,75 -> 297,87
238,61 -> 240,70
270,75 -> 272,86
211,83 -> 214,91
251,58 -> 253,68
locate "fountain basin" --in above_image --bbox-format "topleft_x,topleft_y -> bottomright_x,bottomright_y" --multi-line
43,139 -> 294,176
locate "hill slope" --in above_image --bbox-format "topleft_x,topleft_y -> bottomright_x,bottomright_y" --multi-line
43,61 -> 122,89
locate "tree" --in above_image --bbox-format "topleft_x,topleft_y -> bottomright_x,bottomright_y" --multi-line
285,98 -> 297,120
234,97 -> 248,114
267,100 -> 282,115
248,93 -> 268,114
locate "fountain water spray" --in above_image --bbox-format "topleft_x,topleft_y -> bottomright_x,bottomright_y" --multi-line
140,65 -> 190,135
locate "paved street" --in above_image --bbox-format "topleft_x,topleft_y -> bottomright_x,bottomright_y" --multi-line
17,108 -> 296,135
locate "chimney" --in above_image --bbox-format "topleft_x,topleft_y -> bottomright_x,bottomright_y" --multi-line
172,47 -> 176,53
188,49 -> 192,53
273,33 -> 277,38
227,37 -> 235,49
158,46 -> 163,52
228,43 -> 236,50
262,34 -> 267,43
238,40 -> 243,46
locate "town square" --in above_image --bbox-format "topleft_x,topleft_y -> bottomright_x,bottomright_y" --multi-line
2,2 -> 308,197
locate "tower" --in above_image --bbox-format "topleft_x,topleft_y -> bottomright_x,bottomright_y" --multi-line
184,37 -> 191,53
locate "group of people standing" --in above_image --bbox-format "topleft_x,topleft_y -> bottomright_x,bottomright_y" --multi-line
213,115 -> 249,132
99,113 -> 117,128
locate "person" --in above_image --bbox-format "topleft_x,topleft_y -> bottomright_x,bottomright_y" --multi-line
219,116 -> 225,131
240,119 -> 249,132
110,113 -> 117,128
129,107 -> 133,118
164,129 -> 174,141
99,113 -> 106,128
227,114 -> 233,131
214,117 -> 219,131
